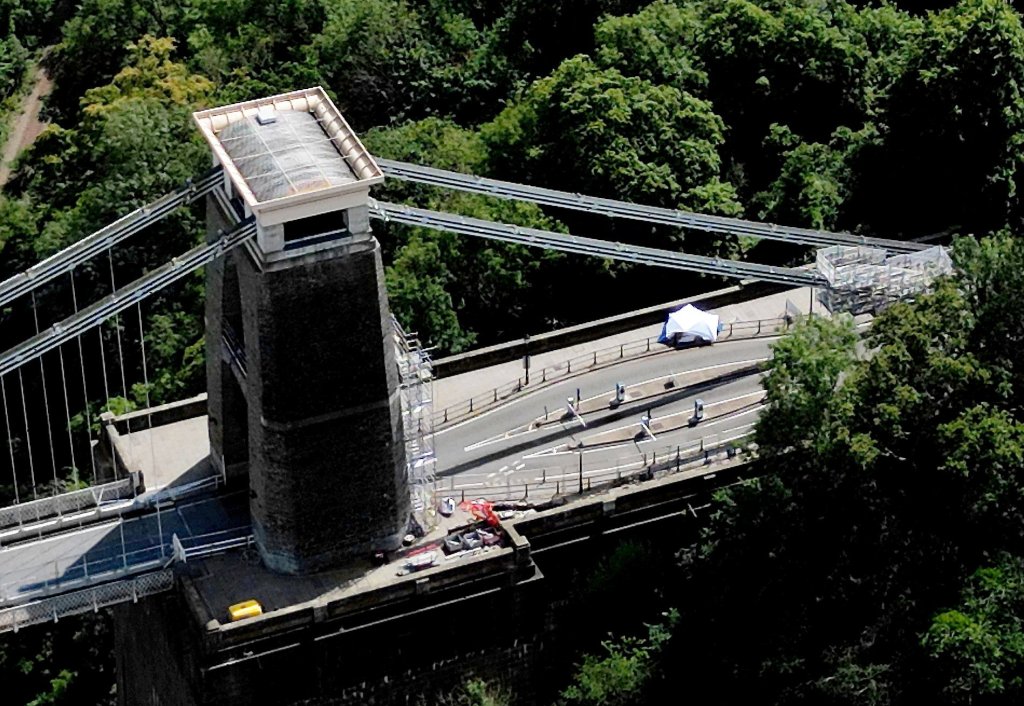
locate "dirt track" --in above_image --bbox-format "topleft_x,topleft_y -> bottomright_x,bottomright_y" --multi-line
0,64 -> 52,188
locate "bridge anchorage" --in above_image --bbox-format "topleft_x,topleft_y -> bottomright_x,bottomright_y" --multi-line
0,86 -> 954,703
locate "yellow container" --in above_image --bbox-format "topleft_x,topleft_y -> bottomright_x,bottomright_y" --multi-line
228,600 -> 263,622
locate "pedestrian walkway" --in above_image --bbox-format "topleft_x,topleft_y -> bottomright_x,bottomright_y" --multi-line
433,286 -> 813,411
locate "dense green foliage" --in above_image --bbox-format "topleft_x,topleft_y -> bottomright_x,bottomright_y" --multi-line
532,234 -> 1024,706
6,0 -> 1024,355
2,0 -> 1024,704
654,234 -> 1024,705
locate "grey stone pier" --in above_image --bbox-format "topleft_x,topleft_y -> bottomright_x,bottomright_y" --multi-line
195,88 -> 409,574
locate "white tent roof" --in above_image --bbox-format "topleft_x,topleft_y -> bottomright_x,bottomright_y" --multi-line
665,304 -> 720,342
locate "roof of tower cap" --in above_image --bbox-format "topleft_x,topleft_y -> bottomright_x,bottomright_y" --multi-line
192,87 -> 383,215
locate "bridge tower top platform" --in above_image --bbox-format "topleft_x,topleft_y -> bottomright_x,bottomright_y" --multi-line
193,86 -> 383,260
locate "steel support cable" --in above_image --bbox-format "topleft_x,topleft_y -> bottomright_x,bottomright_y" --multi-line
70,273 -> 98,485
0,168 -> 223,310
1,377 -> 18,503
137,301 -> 160,512
377,159 -> 926,255
368,201 -> 826,288
30,292 -> 59,492
17,370 -> 36,499
58,346 -> 77,481
0,218 -> 257,378
108,251 -> 133,465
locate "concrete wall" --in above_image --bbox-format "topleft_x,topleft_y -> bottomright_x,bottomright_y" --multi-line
117,567 -> 551,706
114,590 -> 206,706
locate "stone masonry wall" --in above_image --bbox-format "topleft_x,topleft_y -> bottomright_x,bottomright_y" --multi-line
237,239 -> 409,574
205,197 -> 249,482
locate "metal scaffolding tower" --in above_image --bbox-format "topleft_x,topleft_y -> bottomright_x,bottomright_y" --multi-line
393,317 -> 437,533
816,245 -> 954,314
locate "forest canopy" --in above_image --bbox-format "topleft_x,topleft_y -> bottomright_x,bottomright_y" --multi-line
1,0 -> 1023,704
5,0 -> 1024,357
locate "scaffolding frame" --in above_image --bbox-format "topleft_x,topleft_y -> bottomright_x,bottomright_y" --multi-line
392,316 -> 437,533
817,245 -> 953,315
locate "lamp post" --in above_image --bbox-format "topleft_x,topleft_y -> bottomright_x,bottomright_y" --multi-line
578,452 -> 584,495
523,334 -> 530,386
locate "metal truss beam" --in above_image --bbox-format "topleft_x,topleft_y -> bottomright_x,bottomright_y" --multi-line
0,218 -> 255,377
378,159 -> 925,254
368,201 -> 826,288
0,168 -> 223,309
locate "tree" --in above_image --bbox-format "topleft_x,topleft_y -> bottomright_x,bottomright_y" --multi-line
385,235 -> 475,354
855,0 -> 1024,237
483,55 -> 737,220
560,612 -> 677,706
756,314 -> 859,457
365,117 -> 568,350
923,557 -> 1024,705
593,1 -> 707,94
753,123 -> 878,231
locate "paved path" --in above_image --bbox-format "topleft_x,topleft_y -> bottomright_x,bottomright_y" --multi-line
434,286 -> 814,410
435,336 -> 775,498
0,491 -> 249,605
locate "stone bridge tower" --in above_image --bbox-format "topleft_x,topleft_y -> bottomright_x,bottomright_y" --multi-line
193,88 -> 409,574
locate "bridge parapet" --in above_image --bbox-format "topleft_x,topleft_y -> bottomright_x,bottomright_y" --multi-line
0,569 -> 174,634
0,476 -> 137,535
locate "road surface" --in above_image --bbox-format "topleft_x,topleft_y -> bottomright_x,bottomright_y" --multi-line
0,335 -> 779,606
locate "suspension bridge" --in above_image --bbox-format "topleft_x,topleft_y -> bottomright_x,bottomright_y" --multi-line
0,87 -> 949,636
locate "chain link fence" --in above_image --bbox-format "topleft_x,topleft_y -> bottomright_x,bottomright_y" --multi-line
0,477 -> 136,531
0,569 -> 174,633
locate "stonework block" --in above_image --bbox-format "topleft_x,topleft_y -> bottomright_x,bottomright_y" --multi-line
207,193 -> 409,574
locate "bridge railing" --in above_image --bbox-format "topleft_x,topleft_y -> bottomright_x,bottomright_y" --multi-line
436,428 -> 757,504
0,517 -> 251,607
0,477 -> 137,532
0,569 -> 174,634
0,540 -> 171,607
434,316 -> 788,428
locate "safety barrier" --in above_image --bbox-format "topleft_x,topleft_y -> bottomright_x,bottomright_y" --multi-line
436,429 -> 756,504
0,570 -> 174,633
434,317 -> 786,428
0,477 -> 136,531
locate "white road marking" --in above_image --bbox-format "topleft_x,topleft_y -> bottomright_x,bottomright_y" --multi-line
436,341 -> 778,436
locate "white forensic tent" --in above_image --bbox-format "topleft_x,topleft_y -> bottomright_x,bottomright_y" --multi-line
660,304 -> 720,344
